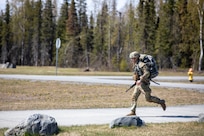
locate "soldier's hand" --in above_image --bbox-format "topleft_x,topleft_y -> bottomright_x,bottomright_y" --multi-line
133,74 -> 139,81
136,80 -> 141,85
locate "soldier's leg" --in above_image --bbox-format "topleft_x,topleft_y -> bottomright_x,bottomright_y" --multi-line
141,83 -> 166,111
127,86 -> 141,116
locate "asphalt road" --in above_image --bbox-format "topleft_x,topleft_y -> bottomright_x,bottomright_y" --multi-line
0,74 -> 204,91
0,74 -> 204,128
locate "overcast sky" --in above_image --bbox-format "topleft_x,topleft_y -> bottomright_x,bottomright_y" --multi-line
0,0 -> 136,12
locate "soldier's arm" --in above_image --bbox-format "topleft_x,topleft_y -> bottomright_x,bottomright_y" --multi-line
140,65 -> 150,82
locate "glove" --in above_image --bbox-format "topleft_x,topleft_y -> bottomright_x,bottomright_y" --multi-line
133,73 -> 139,81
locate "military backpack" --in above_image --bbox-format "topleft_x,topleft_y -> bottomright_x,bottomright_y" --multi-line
136,54 -> 159,79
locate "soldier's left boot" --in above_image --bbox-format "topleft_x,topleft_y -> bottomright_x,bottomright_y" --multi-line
160,100 -> 166,111
126,111 -> 136,116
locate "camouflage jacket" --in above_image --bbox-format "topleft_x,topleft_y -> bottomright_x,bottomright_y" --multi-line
133,61 -> 150,83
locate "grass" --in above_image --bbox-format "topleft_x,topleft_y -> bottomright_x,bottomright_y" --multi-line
0,66 -> 204,76
1,122 -> 203,136
0,66 -> 130,76
0,79 -> 204,110
0,66 -> 204,135
1,122 -> 204,136
56,122 -> 204,136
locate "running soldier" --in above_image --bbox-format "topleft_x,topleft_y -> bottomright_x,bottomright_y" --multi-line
127,51 -> 166,116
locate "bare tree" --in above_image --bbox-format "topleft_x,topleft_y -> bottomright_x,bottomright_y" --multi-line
197,0 -> 204,71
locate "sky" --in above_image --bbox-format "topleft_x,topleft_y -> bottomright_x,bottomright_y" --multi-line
0,0 -> 136,13
86,0 -> 128,12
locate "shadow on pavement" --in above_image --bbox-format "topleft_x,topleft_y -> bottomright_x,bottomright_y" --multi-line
141,115 -> 198,118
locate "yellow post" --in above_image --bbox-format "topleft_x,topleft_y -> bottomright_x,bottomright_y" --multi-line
187,68 -> 193,82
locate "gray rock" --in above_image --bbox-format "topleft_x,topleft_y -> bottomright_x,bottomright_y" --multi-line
198,113 -> 204,123
0,62 -> 16,69
0,62 -> 9,68
109,116 -> 145,128
7,63 -> 16,68
4,114 -> 58,136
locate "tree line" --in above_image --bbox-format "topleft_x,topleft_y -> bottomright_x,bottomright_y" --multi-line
0,0 -> 203,71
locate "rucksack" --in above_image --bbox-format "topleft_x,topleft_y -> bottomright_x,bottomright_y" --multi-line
136,54 -> 159,79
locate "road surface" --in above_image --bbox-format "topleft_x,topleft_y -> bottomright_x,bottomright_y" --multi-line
0,105 -> 203,128
0,74 -> 204,91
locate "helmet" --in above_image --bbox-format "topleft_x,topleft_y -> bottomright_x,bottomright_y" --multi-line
129,51 -> 140,59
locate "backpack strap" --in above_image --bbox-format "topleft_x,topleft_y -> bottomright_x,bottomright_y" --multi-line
139,54 -> 147,61
134,61 -> 146,76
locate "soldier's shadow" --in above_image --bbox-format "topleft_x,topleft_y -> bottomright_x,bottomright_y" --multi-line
141,115 -> 198,118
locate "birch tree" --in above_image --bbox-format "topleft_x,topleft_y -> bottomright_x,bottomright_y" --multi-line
197,0 -> 204,71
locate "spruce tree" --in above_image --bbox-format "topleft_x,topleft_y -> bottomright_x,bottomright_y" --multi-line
111,1 -> 123,71
136,0 -> 145,53
56,0 -> 69,41
1,0 -> 11,64
143,0 -> 157,54
56,0 -> 69,67
93,0 -> 109,70
76,0 -> 88,68
32,0 -> 42,66
156,0 -> 176,69
174,0 -> 192,68
66,0 -> 81,67
23,0 -> 34,65
0,11 -> 3,61
86,13 -> 94,68
127,2 -> 137,52
76,0 -> 88,31
136,0 -> 157,54
41,0 -> 55,66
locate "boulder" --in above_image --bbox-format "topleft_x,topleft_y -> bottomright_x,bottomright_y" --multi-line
0,62 -> 9,68
198,113 -> 204,123
0,62 -> 16,69
7,63 -> 16,68
109,116 -> 145,128
4,114 -> 58,136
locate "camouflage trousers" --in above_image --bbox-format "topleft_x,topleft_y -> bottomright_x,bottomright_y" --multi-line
130,81 -> 163,113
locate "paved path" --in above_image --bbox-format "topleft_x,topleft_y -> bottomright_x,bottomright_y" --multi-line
0,105 -> 203,128
0,74 -> 204,91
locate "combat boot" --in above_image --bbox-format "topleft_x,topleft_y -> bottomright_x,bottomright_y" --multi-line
160,100 -> 166,111
126,111 -> 136,116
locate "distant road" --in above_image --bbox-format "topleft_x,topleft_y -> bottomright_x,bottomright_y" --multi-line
0,74 -> 204,92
